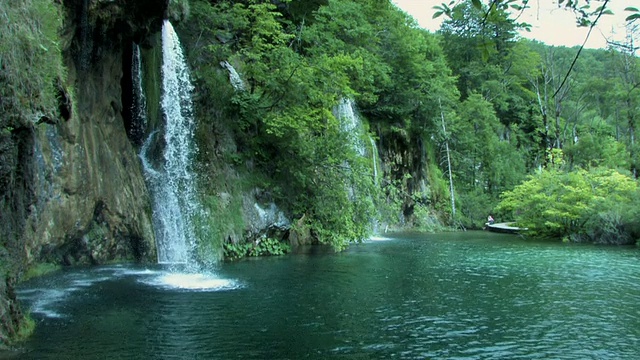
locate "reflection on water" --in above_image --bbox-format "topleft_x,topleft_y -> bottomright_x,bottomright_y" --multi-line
16,232 -> 640,359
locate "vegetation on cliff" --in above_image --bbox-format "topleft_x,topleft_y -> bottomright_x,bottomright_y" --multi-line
174,0 -> 640,245
0,0 -> 66,346
178,0 -> 460,252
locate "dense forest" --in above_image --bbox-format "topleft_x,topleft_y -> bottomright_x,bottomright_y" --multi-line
171,0 -> 640,247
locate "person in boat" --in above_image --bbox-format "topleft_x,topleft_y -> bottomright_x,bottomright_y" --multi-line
487,215 -> 495,225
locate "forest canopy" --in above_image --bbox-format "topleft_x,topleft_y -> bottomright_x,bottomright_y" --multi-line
174,0 -> 640,246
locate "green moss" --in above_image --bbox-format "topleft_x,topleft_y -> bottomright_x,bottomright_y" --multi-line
22,262 -> 61,282
13,314 -> 35,343
0,0 -> 66,119
195,192 -> 245,260
141,39 -> 162,134
1,312 -> 36,347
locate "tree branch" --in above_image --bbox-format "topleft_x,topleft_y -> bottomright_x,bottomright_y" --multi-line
553,0 -> 610,99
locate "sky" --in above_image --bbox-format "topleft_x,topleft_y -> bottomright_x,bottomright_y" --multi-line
392,0 -> 635,49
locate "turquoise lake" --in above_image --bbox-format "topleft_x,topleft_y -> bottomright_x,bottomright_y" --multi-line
12,231 -> 640,359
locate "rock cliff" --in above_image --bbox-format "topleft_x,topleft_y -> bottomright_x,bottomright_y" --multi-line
0,0 -> 168,346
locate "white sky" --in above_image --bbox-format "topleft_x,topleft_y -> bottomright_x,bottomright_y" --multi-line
392,0 -> 637,49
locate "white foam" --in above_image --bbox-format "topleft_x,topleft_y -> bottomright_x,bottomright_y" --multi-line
72,277 -> 110,287
141,272 -> 241,292
113,268 -> 161,277
21,289 -> 69,319
19,267 -> 241,319
369,236 -> 393,241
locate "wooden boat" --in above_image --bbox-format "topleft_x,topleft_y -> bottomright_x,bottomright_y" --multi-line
484,222 -> 528,234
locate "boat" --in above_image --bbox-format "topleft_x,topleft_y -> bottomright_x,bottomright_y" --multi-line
484,222 -> 528,234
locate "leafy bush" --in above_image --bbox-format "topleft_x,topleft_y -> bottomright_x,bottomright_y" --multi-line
497,168 -> 639,243
223,238 -> 291,260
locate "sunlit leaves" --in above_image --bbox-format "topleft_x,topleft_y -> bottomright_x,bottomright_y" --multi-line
432,1 -> 456,19
498,168 -> 638,241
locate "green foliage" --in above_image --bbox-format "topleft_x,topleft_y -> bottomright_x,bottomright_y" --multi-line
0,0 -> 65,120
564,133 -> 629,171
182,0 -> 386,250
626,6 -> 640,21
457,188 -> 495,229
498,168 -> 639,243
167,0 -> 191,22
195,194 -> 245,262
22,263 -> 60,282
12,313 -> 35,344
436,1 -> 630,29
223,238 -> 291,260
181,0 -> 640,246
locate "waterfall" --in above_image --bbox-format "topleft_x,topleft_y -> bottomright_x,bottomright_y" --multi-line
334,99 -> 382,236
130,44 -> 147,141
139,21 -> 200,266
334,98 -> 366,156
369,136 -> 378,185
220,61 -> 246,91
335,99 -> 379,183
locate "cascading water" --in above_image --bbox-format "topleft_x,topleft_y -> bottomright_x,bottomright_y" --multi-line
220,61 -> 246,91
139,21 -> 200,266
335,98 -> 366,156
130,44 -> 147,141
335,98 -> 382,234
336,99 -> 379,185
369,136 -> 378,185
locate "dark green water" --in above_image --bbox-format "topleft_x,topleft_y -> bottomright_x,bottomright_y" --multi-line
13,232 -> 640,359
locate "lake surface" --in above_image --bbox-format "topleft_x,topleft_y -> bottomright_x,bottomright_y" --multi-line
12,232 -> 640,359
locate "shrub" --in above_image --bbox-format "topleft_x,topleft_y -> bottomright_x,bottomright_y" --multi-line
498,168 -> 639,243
223,237 -> 291,260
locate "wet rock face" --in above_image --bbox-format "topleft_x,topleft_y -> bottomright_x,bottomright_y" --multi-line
15,0 -> 173,267
0,0 -> 169,346
63,0 -> 168,71
21,0 -> 172,266
242,189 -> 291,243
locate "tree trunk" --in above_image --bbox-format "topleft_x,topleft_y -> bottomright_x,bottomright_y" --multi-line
439,99 -> 456,218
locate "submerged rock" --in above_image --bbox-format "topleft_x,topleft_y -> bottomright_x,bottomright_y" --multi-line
242,189 -> 291,243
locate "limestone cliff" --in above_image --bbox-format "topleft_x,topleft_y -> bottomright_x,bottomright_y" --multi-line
0,0 -> 168,345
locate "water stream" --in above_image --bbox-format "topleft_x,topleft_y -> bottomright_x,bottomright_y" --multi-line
335,98 -> 366,156
220,60 -> 246,91
370,136 -> 378,185
129,43 -> 147,141
139,21 -> 199,266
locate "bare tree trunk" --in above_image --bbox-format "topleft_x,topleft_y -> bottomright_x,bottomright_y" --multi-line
439,98 -> 456,218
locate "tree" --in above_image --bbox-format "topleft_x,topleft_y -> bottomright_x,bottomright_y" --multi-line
497,168 -> 639,243
607,23 -> 640,177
